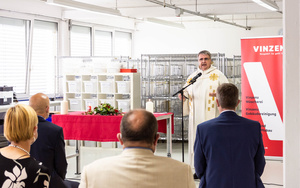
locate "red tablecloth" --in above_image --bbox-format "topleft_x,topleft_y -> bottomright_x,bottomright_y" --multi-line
52,111 -> 174,142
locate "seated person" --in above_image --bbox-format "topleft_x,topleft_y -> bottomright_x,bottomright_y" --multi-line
0,104 -> 50,187
79,109 -> 195,188
29,93 -> 79,188
0,112 -> 9,148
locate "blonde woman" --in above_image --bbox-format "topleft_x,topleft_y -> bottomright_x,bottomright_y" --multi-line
0,104 -> 50,188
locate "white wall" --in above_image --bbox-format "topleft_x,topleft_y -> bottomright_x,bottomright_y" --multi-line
133,19 -> 282,58
0,0 -> 62,19
283,0 -> 300,187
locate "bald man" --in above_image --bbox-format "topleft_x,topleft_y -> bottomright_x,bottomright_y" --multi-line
79,109 -> 195,188
30,93 -> 79,188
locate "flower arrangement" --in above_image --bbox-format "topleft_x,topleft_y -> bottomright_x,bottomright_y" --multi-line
83,103 -> 122,116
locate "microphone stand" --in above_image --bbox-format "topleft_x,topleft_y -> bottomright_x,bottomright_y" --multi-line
172,80 -> 197,162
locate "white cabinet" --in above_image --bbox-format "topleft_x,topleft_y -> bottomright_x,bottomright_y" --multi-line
64,73 -> 141,112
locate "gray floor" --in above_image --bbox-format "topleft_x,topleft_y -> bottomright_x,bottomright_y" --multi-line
65,141 -> 283,187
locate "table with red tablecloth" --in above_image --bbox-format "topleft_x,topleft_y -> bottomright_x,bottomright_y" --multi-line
52,111 -> 174,142
52,111 -> 174,174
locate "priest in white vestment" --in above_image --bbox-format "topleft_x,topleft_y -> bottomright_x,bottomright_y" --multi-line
179,50 -> 228,171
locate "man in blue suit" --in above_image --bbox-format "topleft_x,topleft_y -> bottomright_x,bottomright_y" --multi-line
194,83 -> 265,188
30,93 -> 79,188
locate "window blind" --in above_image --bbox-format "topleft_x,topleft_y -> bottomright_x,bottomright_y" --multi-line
70,25 -> 91,56
114,31 -> 132,57
30,20 -> 57,95
94,30 -> 112,56
0,17 -> 28,94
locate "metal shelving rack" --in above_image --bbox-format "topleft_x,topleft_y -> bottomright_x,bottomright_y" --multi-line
140,53 -> 226,140
224,55 -> 242,114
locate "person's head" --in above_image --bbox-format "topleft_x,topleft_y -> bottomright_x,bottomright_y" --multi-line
117,109 -> 159,152
4,104 -> 38,143
29,93 -> 50,119
198,50 -> 213,71
216,83 -> 240,111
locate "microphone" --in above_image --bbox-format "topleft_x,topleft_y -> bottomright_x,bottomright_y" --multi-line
189,72 -> 202,84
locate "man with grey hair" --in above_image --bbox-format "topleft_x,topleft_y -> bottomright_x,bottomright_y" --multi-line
79,109 -> 195,188
178,50 -> 229,172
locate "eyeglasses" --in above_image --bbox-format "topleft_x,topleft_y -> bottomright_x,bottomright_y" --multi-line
199,58 -> 210,61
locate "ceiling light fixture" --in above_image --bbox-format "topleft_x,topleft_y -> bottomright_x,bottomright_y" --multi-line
252,0 -> 279,11
45,0 -> 121,16
146,18 -> 185,29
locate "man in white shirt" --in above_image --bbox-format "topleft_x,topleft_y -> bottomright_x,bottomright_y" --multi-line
179,50 -> 228,171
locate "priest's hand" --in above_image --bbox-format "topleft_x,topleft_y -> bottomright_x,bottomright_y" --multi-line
178,93 -> 186,101
209,92 -> 216,97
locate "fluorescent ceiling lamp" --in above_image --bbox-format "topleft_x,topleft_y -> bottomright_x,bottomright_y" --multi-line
146,18 -> 185,29
45,0 -> 121,16
252,0 -> 279,11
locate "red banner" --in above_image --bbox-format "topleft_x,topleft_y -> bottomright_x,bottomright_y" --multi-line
241,37 -> 283,157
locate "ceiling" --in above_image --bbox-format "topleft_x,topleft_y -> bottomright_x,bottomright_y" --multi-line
58,0 -> 283,29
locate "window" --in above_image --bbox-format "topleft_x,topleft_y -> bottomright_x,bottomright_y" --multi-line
0,17 -> 58,96
70,25 -> 91,56
94,30 -> 112,56
70,25 -> 132,57
30,20 -> 57,95
114,31 -> 132,57
0,17 -> 29,94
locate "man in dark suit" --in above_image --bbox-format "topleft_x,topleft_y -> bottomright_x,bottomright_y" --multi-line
30,93 -> 79,188
194,83 -> 265,188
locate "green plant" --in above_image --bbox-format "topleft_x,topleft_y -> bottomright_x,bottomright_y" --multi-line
83,103 -> 122,116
